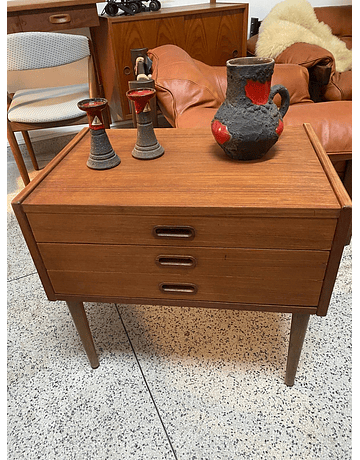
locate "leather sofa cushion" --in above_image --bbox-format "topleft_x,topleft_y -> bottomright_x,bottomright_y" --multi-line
323,70 -> 352,101
176,102 -> 351,157
149,45 -> 312,127
314,6 -> 352,48
272,64 -> 313,107
284,101 -> 352,157
276,43 -> 352,101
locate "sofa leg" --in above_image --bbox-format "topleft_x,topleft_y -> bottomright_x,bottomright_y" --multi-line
343,160 -> 352,199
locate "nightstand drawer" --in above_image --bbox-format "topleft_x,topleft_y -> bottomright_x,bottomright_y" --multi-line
7,15 -> 22,33
41,243 -> 329,306
19,6 -> 99,32
29,213 -> 337,250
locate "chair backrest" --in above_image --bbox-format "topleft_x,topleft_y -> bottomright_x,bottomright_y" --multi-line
7,32 -> 90,71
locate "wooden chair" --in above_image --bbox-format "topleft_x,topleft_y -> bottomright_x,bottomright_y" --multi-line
7,32 -> 105,186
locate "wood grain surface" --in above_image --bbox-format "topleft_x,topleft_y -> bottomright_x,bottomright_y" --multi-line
22,127 -> 340,217
27,213 -> 337,250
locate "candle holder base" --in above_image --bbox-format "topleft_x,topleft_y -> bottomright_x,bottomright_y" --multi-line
87,129 -> 121,170
132,142 -> 164,160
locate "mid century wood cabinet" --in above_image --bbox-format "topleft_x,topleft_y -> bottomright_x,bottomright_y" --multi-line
12,124 -> 351,385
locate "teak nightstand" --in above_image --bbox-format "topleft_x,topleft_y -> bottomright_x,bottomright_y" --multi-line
12,124 -> 351,386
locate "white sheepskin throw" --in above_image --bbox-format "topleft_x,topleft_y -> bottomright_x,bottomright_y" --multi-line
256,0 -> 352,72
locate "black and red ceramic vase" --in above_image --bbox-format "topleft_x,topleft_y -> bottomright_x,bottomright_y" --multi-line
126,88 -> 164,160
211,57 -> 290,160
77,98 -> 120,170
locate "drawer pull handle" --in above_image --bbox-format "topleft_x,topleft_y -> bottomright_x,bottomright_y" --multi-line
159,283 -> 198,294
156,255 -> 197,268
49,14 -> 71,24
153,226 -> 195,240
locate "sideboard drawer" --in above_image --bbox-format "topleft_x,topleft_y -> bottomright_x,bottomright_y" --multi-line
7,15 -> 22,33
42,243 -> 329,306
28,213 -> 337,250
19,6 -> 99,32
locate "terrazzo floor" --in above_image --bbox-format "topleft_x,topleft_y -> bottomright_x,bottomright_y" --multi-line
7,133 -> 352,459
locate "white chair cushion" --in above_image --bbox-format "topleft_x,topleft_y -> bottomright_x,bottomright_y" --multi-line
8,84 -> 89,123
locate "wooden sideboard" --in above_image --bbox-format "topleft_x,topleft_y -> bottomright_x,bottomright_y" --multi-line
91,3 -> 249,121
12,125 -> 351,385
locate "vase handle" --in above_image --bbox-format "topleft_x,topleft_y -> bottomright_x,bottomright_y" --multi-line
269,85 -> 290,119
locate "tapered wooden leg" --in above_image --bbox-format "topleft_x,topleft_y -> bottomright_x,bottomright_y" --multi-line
7,123 -> 30,186
66,301 -> 99,368
285,313 -> 310,386
21,131 -> 39,170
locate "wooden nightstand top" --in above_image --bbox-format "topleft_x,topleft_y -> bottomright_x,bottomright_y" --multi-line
19,125 -> 341,218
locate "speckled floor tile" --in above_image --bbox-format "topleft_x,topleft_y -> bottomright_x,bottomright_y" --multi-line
7,276 -> 176,460
7,134 -> 80,279
7,211 -> 37,281
118,243 -> 352,460
7,133 -> 79,195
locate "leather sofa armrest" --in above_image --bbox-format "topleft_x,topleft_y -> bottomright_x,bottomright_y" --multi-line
275,43 -> 352,102
275,42 -> 335,70
247,39 -> 335,101
148,44 -> 227,127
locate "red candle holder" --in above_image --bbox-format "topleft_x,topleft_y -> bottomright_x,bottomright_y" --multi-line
126,89 -> 164,160
78,98 -> 120,170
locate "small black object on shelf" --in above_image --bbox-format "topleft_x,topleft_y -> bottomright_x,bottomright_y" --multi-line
250,17 -> 261,37
101,0 -> 161,17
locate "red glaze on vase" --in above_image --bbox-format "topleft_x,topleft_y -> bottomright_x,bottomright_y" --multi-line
211,57 -> 290,160
211,120 -> 232,145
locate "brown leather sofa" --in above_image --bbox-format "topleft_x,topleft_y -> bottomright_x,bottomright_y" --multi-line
247,5 -> 352,102
147,43 -> 351,195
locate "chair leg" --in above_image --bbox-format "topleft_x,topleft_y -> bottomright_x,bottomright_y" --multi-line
21,131 -> 39,170
7,123 -> 30,186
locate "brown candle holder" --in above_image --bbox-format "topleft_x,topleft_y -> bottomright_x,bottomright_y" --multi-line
126,89 -> 164,160
77,98 -> 121,170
